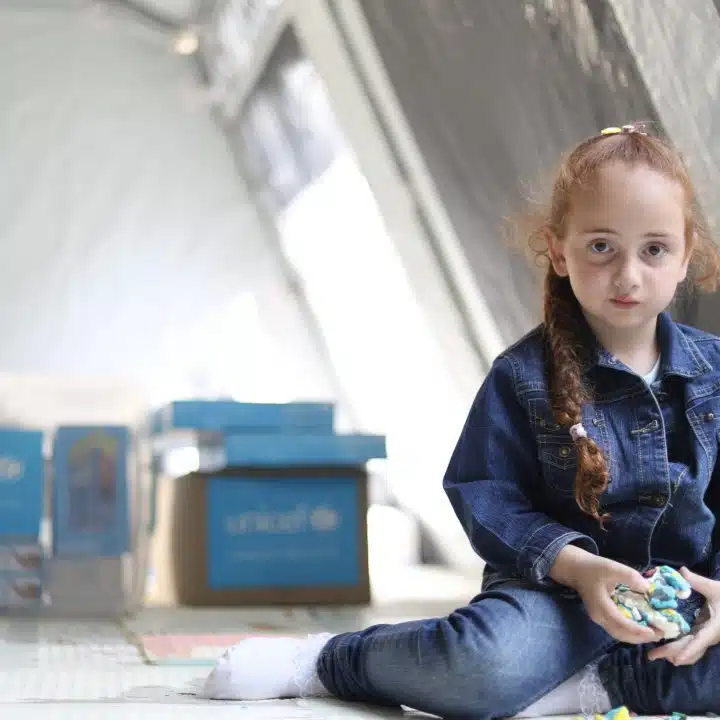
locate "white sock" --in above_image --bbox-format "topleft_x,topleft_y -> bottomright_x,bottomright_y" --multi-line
202,633 -> 334,701
514,662 -> 611,717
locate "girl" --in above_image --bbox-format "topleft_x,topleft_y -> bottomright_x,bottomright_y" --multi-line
202,125 -> 720,718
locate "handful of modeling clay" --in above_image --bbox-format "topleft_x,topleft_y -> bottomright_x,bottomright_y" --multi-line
611,565 -> 692,639
580,706 -> 687,720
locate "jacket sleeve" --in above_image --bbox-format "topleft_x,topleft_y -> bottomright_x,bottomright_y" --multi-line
711,554 -> 720,581
443,355 -> 598,583
706,460 -> 720,581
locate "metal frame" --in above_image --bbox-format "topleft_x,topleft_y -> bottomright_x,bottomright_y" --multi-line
195,0 -> 493,401
322,0 -> 502,374
191,13 -> 362,428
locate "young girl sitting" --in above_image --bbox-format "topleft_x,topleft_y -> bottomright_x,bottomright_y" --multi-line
202,125 -> 720,719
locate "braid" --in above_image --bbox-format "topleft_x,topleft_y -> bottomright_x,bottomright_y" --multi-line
544,269 -> 610,524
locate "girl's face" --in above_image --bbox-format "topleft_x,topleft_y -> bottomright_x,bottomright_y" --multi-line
548,161 -> 690,349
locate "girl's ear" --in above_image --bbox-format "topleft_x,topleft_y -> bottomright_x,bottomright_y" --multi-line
545,229 -> 569,277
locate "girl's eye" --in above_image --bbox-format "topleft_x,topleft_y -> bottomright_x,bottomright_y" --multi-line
645,244 -> 668,258
590,240 -> 612,254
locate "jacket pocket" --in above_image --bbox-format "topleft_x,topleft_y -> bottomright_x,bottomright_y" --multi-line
537,433 -> 577,493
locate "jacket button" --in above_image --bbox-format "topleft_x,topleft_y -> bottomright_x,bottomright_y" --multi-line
639,493 -> 667,507
707,412 -> 715,422
559,446 -> 570,457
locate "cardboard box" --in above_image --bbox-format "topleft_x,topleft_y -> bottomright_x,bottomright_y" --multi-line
0,541 -> 44,571
151,468 -> 370,606
0,428 -> 44,539
153,431 -> 386,477
0,571 -> 46,608
221,433 -> 386,468
150,401 -> 335,435
43,556 -> 129,617
0,540 -> 47,612
52,426 -> 131,556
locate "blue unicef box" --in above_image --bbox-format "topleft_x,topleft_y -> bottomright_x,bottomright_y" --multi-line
155,433 -> 387,478
168,469 -> 370,605
52,426 -> 130,557
0,429 -> 44,540
222,433 -> 386,468
150,401 -> 334,435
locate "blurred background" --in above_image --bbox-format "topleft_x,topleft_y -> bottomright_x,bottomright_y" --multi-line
2,0 -> 720,639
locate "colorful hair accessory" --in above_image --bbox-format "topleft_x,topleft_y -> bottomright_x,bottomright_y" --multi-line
600,123 -> 647,136
569,423 -> 587,442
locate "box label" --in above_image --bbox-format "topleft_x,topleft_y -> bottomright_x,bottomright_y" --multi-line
0,429 -> 44,539
52,427 -> 130,556
207,477 -> 360,589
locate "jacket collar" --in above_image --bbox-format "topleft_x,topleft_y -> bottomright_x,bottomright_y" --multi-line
592,312 -> 711,379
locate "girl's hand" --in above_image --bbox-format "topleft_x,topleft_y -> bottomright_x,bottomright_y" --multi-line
647,567 -> 720,665
551,547 -> 663,644
573,556 -> 665,644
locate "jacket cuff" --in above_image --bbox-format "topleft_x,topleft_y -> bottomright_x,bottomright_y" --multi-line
519,522 -> 599,583
711,551 -> 720,581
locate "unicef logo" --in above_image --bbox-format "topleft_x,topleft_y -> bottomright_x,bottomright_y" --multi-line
0,457 -> 23,483
310,506 -> 340,532
224,505 -> 342,535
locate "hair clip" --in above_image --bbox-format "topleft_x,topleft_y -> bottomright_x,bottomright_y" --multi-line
569,423 -> 587,442
600,124 -> 647,136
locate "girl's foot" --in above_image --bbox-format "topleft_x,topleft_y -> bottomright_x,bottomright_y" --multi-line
202,633 -> 335,701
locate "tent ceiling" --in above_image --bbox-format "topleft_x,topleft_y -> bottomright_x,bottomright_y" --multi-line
125,0 -> 216,27
140,0 -> 200,23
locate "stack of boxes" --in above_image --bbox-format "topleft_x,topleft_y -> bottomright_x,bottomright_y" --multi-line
0,424 -> 135,615
149,400 -> 386,606
48,426 -> 134,615
0,399 -> 387,615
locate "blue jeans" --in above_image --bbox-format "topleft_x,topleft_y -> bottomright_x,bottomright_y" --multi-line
316,583 -> 716,719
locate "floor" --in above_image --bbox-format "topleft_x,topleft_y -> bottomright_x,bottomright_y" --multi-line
0,566 -> 706,719
0,566 -> 471,719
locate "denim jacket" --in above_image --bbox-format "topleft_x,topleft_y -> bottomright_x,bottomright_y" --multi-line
444,312 -> 720,590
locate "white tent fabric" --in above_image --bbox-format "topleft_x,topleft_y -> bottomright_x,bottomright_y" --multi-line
0,1 -> 335,407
